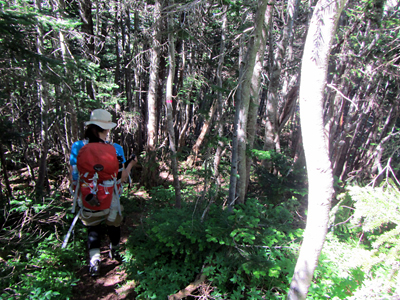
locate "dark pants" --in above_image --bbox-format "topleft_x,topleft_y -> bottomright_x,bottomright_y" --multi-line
87,224 -> 120,249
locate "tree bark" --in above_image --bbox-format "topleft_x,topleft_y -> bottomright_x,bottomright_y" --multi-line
166,6 -> 182,208
229,0 -> 270,206
35,0 -> 50,194
0,143 -> 12,204
245,2 -> 273,193
78,0 -> 95,100
143,0 -> 162,188
213,4 -> 228,184
288,0 -> 348,299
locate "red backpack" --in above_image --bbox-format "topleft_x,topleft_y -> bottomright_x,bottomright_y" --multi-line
76,142 -> 119,210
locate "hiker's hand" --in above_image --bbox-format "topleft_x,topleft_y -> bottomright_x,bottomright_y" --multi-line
121,156 -> 137,183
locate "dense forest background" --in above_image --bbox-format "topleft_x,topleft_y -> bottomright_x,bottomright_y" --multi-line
1,0 -> 400,299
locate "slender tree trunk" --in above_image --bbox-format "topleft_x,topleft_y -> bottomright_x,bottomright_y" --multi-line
35,0 -> 50,194
147,0 -> 161,151
57,0 -> 77,153
245,3 -> 273,193
213,5 -> 228,184
0,143 -> 12,204
79,0 -> 95,100
190,99 -> 217,159
124,5 -> 133,111
287,0 -> 300,60
143,0 -> 162,188
288,0 -> 348,299
114,5 -> 121,94
264,0 -> 299,158
166,7 -> 182,208
229,0 -> 270,206
178,91 -> 191,152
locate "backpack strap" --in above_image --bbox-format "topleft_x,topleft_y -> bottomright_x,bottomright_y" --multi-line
71,180 -> 81,214
113,178 -> 122,216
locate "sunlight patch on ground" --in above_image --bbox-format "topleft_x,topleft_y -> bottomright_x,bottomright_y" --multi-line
116,280 -> 136,298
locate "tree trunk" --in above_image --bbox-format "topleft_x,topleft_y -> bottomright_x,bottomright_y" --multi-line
166,7 -> 182,208
213,4 -> 228,184
143,0 -> 162,188
56,0 -> 77,154
79,0 -> 95,100
229,0 -> 270,206
287,0 -> 348,299
35,0 -> 50,194
146,2 -> 160,150
190,99 -> 217,159
245,2 -> 273,193
0,143 -> 12,204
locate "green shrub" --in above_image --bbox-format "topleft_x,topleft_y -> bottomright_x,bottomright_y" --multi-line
251,149 -> 307,205
125,195 -> 302,299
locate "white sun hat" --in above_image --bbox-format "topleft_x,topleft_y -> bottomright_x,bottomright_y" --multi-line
84,109 -> 117,130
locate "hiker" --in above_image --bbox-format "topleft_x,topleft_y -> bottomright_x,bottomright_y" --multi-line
69,108 -> 137,277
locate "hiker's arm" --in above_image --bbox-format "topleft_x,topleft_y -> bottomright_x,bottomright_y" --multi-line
121,155 -> 137,183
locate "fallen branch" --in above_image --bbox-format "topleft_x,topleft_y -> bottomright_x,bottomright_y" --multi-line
168,273 -> 207,300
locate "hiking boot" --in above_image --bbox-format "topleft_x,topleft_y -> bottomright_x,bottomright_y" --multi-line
109,243 -> 123,262
89,259 -> 101,277
109,248 -> 122,262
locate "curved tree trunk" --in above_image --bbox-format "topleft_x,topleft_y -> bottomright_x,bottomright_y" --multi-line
287,0 -> 348,299
190,99 -> 217,159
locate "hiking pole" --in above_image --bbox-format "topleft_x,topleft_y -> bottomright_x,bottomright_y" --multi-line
62,212 -> 80,249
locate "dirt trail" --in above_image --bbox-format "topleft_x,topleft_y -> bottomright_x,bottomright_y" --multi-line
71,214 -> 138,300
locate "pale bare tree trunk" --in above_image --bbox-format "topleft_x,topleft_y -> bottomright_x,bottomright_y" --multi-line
213,5 -> 228,184
166,6 -> 182,208
288,0 -> 348,299
147,0 -> 161,151
229,0 -> 270,206
143,0 -> 162,188
245,3 -> 273,193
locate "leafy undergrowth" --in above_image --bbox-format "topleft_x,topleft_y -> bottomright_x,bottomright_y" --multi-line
308,183 -> 400,300
0,191 -> 84,300
3,158 -> 400,300
0,187 -> 145,300
125,195 -> 302,299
